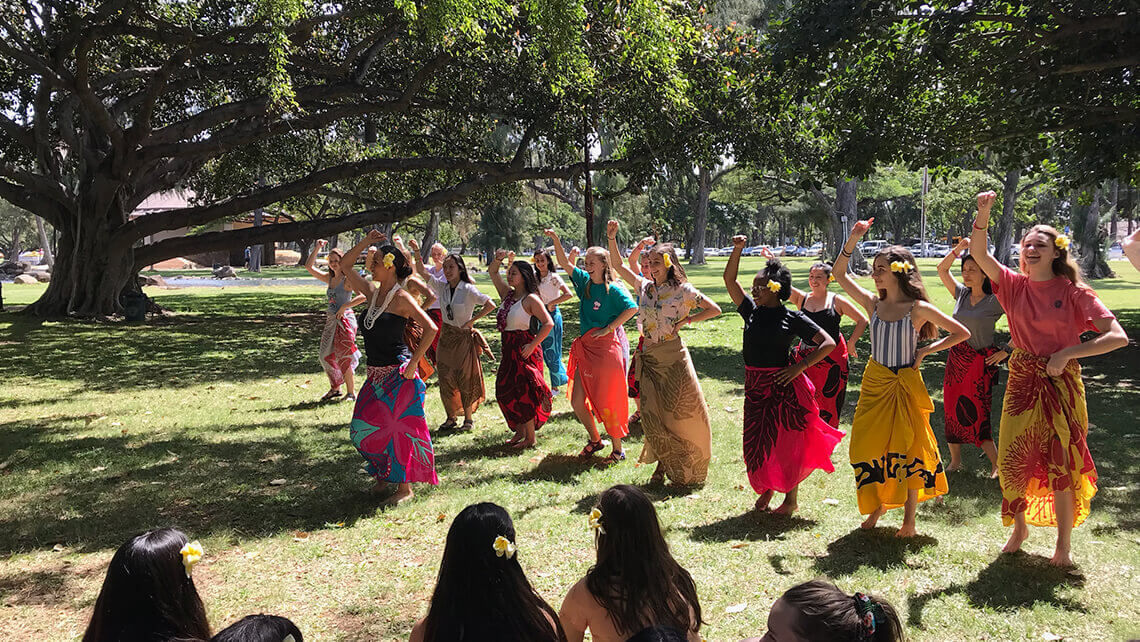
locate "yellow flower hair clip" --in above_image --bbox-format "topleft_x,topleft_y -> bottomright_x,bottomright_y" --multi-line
766,280 -> 782,293
588,507 -> 605,535
828,274 -> 835,283
890,260 -> 914,273
1054,234 -> 1070,250
492,535 -> 517,559
662,253 -> 673,269
180,540 -> 204,578
382,253 -> 396,269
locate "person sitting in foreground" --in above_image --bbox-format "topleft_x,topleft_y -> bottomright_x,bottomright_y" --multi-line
560,485 -> 703,642
741,579 -> 904,642
212,614 -> 303,642
83,528 -> 212,642
410,502 -> 566,641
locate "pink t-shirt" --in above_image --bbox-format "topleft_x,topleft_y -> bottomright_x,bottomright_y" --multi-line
992,265 -> 1115,357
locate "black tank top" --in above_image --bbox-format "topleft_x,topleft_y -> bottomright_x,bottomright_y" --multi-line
361,312 -> 412,367
801,294 -> 843,345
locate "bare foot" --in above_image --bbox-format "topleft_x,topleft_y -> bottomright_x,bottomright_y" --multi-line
754,490 -> 775,512
895,523 -> 917,538
509,439 -> 536,450
386,487 -> 414,505
861,505 -> 885,529
1002,524 -> 1029,553
947,460 -> 963,472
370,481 -> 389,495
773,501 -> 798,516
1049,549 -> 1074,567
989,466 -> 1000,479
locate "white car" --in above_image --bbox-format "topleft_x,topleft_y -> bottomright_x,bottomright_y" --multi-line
860,240 -> 888,257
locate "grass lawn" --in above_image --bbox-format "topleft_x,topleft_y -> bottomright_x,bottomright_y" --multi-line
2,258 -> 1138,641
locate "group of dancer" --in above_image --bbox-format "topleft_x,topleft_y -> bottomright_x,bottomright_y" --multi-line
312,190 -> 1127,568
81,486 -> 907,642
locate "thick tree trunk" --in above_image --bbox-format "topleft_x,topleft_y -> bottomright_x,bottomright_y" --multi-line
25,216 -> 136,317
296,238 -> 313,265
36,217 -> 54,269
994,169 -> 1020,266
833,179 -> 869,274
689,165 -> 710,265
1077,188 -> 1113,279
421,208 -> 441,259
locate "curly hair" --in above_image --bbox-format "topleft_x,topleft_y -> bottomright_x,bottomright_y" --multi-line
758,259 -> 793,301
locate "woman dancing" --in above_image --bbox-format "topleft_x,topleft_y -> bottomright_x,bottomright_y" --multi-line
970,191 -> 1127,566
413,249 -> 496,431
341,231 -> 439,505
725,236 -> 845,514
533,248 -> 573,393
489,250 -> 555,449
544,229 -> 638,463
625,236 -> 655,424
305,239 -> 366,402
936,237 -> 1007,475
834,219 -> 969,536
785,258 -> 868,427
607,221 -> 720,486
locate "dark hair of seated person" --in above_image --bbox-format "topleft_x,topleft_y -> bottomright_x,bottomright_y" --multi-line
212,614 -> 303,642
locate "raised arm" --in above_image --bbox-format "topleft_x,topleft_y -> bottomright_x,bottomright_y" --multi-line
628,236 -> 654,276
833,219 -> 877,314
1123,227 -> 1140,274
403,274 -> 436,309
606,220 -> 643,288
544,229 -> 575,274
937,238 -> 969,297
787,285 -> 808,308
406,238 -> 431,281
340,231 -> 386,296
723,234 -> 748,306
304,239 -> 331,283
487,250 -> 511,300
969,191 -> 1004,284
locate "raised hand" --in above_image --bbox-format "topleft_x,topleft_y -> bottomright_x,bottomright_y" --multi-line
850,218 -> 874,239
732,234 -> 747,249
507,251 -> 516,264
977,191 -> 997,213
607,220 -> 619,238
760,247 -> 775,260
494,249 -> 508,262
638,236 -> 656,248
408,238 -> 420,251
366,229 -> 386,243
543,229 -> 559,240
955,238 -> 970,252
316,239 -> 328,249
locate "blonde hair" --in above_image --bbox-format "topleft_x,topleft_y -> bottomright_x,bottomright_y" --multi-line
583,246 -> 616,298
327,248 -> 345,277
1020,225 -> 1085,287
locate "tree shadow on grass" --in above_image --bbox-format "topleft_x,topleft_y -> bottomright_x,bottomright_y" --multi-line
810,527 -> 938,577
685,345 -> 746,386
0,292 -> 328,392
0,419 -> 384,554
513,454 -> 604,485
906,554 -> 1086,630
688,511 -> 818,543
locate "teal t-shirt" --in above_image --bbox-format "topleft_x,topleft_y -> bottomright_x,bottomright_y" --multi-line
570,266 -> 637,334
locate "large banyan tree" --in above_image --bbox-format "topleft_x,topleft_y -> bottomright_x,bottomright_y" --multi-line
0,0 -> 769,316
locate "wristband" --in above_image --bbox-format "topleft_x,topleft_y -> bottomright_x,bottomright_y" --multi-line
841,249 -> 853,257
973,222 -> 988,230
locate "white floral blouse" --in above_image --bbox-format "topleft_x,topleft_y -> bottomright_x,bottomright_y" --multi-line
636,277 -> 702,345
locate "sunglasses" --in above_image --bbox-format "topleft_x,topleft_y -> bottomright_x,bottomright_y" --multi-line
446,303 -> 454,321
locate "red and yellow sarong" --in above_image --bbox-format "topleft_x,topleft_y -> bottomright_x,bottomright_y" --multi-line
998,350 -> 1097,528
849,359 -> 948,514
567,331 -> 630,439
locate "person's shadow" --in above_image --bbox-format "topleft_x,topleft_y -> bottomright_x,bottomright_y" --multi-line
688,510 -> 818,543
811,527 -> 938,576
907,553 -> 1086,630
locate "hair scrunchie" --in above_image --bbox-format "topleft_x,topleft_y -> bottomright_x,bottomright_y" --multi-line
853,593 -> 881,640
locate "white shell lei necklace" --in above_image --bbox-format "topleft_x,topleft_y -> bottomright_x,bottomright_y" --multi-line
363,282 -> 401,330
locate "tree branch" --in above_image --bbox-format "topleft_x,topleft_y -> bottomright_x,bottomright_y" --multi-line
1055,55 -> 1140,75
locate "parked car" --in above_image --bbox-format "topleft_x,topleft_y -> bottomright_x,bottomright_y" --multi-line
784,244 -> 800,256
860,240 -> 888,257
719,247 -> 735,256
805,242 -> 823,257
704,247 -> 720,257
931,244 -> 951,257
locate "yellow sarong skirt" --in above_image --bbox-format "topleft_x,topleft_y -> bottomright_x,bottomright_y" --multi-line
850,360 -> 948,514
998,350 -> 1097,528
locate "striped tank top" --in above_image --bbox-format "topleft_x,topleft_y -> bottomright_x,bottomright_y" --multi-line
870,303 -> 918,369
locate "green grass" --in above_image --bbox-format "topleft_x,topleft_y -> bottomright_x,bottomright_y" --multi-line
1,258 -> 1138,641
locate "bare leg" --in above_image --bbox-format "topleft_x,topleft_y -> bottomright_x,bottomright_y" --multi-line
387,482 -> 414,505
370,480 -> 388,495
861,504 -> 886,529
571,372 -> 601,442
1003,507 -> 1030,553
610,436 -> 623,456
755,489 -> 775,512
896,488 -> 919,537
947,443 -> 963,472
649,463 -> 665,484
981,440 -> 999,478
774,486 -> 799,515
509,420 -> 536,448
342,365 -> 356,398
1051,489 -> 1075,566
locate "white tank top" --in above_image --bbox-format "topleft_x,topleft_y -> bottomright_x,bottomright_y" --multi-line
503,297 -> 532,331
